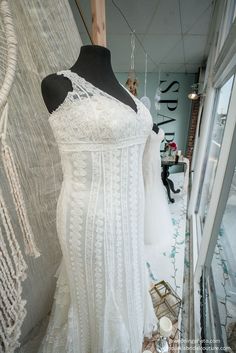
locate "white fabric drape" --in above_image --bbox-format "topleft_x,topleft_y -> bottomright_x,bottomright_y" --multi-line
0,0 -> 82,344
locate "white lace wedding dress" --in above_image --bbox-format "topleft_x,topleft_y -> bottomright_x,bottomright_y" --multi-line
38,70 -> 157,353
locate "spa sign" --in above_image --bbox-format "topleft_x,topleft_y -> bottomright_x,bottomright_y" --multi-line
159,80 -> 180,111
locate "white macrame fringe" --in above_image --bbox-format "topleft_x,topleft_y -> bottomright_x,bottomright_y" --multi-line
0,0 -> 17,109
1,104 -> 40,258
2,140 -> 41,258
0,190 -> 28,353
0,1 -> 40,351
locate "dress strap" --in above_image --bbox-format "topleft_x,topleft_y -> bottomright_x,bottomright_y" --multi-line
57,69 -> 96,101
56,70 -> 87,103
57,70 -> 140,113
56,70 -> 98,141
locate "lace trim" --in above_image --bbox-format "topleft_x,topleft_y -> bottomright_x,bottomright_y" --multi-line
57,136 -> 148,152
113,149 -> 124,305
68,151 -> 90,352
102,150 -> 130,352
94,208 -> 105,348
55,70 -> 141,117
84,151 -> 102,351
128,144 -> 142,346
48,69 -> 153,147
120,146 -> 135,352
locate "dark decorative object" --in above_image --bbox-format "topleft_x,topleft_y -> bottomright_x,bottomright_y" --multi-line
161,162 -> 181,203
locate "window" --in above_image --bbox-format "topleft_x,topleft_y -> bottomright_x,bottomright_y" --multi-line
193,75 -> 236,351
190,2 -> 236,349
216,0 -> 236,56
198,76 -> 234,224
203,167 -> 236,351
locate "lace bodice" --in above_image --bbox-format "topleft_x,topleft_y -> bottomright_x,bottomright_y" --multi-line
49,70 -> 152,148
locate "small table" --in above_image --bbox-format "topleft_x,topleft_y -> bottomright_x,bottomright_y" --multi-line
161,156 -> 189,203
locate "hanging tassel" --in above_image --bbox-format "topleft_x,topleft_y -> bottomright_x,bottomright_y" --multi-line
0,103 -> 40,258
0,188 -> 27,277
0,189 -> 28,353
1,142 -> 40,258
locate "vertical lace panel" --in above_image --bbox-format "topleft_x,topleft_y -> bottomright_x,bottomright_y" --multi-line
68,151 -> 90,353
83,151 -> 103,352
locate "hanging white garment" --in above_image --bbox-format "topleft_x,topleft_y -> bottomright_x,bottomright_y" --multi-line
143,129 -> 173,246
37,69 -> 157,353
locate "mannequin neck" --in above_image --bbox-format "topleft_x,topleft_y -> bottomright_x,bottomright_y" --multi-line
70,45 -> 116,82
42,45 -> 138,113
67,44 -> 138,113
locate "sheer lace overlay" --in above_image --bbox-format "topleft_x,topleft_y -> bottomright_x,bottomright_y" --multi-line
143,130 -> 173,245
38,70 -> 157,353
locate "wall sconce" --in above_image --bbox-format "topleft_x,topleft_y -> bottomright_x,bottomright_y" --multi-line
188,83 -> 202,100
188,91 -> 199,100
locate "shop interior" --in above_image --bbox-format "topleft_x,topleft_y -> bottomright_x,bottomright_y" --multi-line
0,0 -> 235,352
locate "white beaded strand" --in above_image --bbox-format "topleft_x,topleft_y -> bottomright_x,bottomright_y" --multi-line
0,189 -> 27,276
1,142 -> 40,258
0,1 -> 36,351
0,193 -> 28,353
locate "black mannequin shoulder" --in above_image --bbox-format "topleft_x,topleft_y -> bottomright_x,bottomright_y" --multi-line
152,123 -> 159,134
41,73 -> 73,113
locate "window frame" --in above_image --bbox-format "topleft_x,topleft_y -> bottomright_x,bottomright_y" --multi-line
188,3 -> 236,346
192,76 -> 236,348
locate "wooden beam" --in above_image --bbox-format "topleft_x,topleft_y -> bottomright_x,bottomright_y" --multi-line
91,0 -> 106,47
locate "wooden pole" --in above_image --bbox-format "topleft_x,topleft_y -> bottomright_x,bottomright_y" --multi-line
91,0 -> 106,47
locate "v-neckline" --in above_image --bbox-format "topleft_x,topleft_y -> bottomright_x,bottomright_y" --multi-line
64,69 -> 140,116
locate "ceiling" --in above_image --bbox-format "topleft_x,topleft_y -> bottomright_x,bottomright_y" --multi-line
69,0 -> 215,73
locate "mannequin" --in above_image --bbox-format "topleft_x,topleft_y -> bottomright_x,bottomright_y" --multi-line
38,43 -> 158,353
41,45 -> 137,114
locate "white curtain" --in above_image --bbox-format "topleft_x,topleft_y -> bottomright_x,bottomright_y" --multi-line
0,0 -> 82,344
